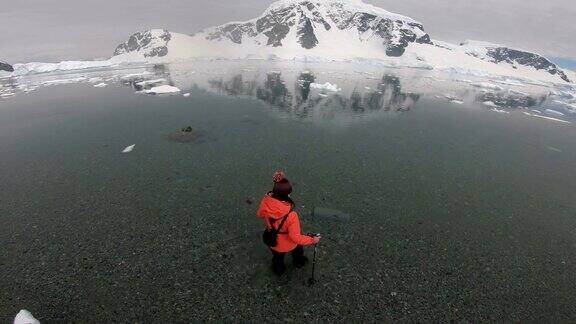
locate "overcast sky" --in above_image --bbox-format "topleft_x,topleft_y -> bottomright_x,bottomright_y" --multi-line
1,0 -> 574,64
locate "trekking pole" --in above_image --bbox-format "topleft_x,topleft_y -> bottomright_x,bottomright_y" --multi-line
307,233 -> 320,286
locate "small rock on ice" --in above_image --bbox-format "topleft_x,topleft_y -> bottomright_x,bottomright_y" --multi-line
122,144 -> 136,153
145,85 -> 180,95
14,310 -> 40,324
93,83 -> 107,88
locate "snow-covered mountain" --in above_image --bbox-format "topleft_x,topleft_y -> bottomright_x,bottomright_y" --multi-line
112,0 -> 432,62
203,0 -> 431,56
456,41 -> 570,83
4,0 -> 572,85
0,61 -> 14,72
109,0 -> 571,84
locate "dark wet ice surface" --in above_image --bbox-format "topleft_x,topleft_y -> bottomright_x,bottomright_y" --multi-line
1,66 -> 576,322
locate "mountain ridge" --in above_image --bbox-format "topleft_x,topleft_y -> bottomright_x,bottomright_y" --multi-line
0,61 -> 14,72
109,0 -> 570,83
3,0 -> 572,84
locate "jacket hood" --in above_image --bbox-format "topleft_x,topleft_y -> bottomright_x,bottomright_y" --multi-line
258,194 -> 292,219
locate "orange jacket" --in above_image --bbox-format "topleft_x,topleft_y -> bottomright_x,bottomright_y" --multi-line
256,193 -> 315,253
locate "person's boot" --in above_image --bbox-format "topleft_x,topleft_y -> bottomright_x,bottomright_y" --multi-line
292,246 -> 308,268
272,262 -> 286,275
293,255 -> 309,268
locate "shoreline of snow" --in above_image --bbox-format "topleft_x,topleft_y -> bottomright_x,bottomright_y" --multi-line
2,55 -> 572,90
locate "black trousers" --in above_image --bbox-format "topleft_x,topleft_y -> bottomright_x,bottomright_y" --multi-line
271,245 -> 307,275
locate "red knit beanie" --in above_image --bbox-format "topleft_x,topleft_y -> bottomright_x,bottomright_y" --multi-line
272,171 -> 292,198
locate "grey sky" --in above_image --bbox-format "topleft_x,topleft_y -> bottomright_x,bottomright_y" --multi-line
1,0 -> 574,63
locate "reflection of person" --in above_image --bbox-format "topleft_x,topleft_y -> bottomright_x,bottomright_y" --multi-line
256,171 -> 321,275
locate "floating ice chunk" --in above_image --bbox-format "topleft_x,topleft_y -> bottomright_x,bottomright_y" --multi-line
145,85 -> 180,95
43,77 -> 86,85
472,82 -> 504,91
483,101 -> 498,107
523,112 -> 571,124
547,147 -> 563,153
545,109 -> 564,117
13,310 -> 40,324
136,78 -> 166,86
310,82 -> 341,92
450,99 -> 464,104
491,108 -> 510,114
12,61 -> 117,76
122,144 -> 136,153
93,83 -> 107,88
183,93 -> 190,97
120,72 -> 153,79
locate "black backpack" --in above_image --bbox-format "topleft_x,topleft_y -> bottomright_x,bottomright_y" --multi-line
262,209 -> 291,247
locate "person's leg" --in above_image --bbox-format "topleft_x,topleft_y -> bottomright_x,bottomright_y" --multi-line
271,249 -> 287,275
291,245 -> 308,268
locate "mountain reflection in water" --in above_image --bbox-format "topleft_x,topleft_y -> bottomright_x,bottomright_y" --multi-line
2,61 -> 569,124
208,72 -> 421,119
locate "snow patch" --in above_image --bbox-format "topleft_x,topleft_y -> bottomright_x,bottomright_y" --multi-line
472,82 -> 504,91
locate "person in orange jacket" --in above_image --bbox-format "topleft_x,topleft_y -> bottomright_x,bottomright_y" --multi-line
257,171 -> 321,275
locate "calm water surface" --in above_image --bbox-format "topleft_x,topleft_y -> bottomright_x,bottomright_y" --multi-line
1,62 -> 575,322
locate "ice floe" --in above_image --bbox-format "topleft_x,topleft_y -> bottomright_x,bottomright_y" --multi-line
42,77 -> 86,85
93,83 -> 107,88
523,112 -> 571,124
145,85 -> 181,95
13,310 -> 40,324
122,144 -> 136,153
310,82 -> 341,92
544,109 -> 565,117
